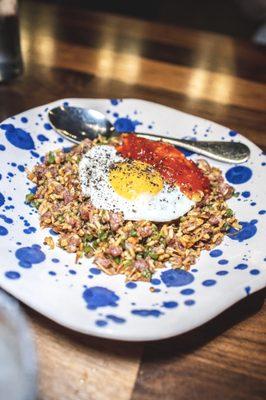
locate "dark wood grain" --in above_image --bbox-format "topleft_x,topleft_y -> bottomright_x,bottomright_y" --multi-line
133,289 -> 266,400
0,1 -> 266,399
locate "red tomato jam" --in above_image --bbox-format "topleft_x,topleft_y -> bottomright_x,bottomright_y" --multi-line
116,134 -> 210,199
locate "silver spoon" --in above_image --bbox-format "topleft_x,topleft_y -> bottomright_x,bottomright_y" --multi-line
48,106 -> 250,164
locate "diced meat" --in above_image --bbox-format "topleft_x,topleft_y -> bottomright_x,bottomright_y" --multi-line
108,245 -> 122,257
63,234 -> 81,253
48,165 -> 58,177
94,256 -> 111,268
218,182 -> 234,199
171,255 -> 182,267
133,259 -> 148,271
109,212 -> 123,231
63,190 -> 74,205
80,202 -> 93,221
34,164 -> 46,180
41,210 -> 52,220
209,216 -> 221,226
72,139 -> 92,155
137,225 -> 153,238
55,183 -> 64,194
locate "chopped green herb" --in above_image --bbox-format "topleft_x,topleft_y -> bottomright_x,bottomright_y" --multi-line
58,215 -> 65,223
142,269 -> 152,280
143,250 -> 149,258
123,260 -> 132,267
222,222 -> 231,232
149,252 -> 159,260
25,193 -> 35,203
84,234 -> 94,242
233,192 -> 240,198
84,245 -> 93,254
32,200 -> 40,209
130,230 -> 138,237
47,152 -> 55,164
225,208 -> 234,217
99,231 -> 108,241
113,256 -> 121,264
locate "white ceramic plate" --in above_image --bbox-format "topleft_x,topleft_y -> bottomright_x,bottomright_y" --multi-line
0,98 -> 265,341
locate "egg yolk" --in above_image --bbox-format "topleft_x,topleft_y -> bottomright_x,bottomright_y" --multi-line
109,161 -> 163,200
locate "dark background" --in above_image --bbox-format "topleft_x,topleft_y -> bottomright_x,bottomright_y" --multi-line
32,0 -> 266,40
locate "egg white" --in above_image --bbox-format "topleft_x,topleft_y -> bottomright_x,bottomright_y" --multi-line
79,145 -> 194,222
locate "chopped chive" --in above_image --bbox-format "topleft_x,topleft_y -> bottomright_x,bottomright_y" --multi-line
99,231 -> 108,241
225,209 -> 234,217
233,192 -> 240,198
25,193 -> 35,203
84,245 -> 93,254
123,260 -> 132,267
47,152 -> 55,164
149,252 -> 159,260
32,200 -> 41,209
222,222 -> 231,232
143,250 -> 149,258
113,256 -> 121,264
84,234 -> 93,242
142,269 -> 152,279
130,230 -> 138,237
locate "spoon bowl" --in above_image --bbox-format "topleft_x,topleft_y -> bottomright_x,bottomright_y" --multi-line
48,105 -> 250,164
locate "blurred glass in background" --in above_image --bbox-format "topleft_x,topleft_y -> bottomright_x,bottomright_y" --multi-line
0,0 -> 23,82
0,290 -> 37,400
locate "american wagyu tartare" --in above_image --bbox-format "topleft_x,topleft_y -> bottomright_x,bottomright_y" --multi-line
26,134 -> 239,281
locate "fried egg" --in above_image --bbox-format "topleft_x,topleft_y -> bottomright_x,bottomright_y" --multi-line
79,145 -> 194,222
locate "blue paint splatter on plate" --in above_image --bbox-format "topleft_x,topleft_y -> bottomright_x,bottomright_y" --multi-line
5,271 -> 20,279
0,226 -> 8,236
228,220 -> 257,242
241,190 -> 250,199
83,286 -> 119,310
96,320 -> 108,327
0,193 -> 5,207
250,269 -> 260,275
161,269 -> 194,287
226,166 -> 252,184
180,288 -> 195,295
89,268 -> 101,275
162,301 -> 178,309
235,263 -> 248,270
1,124 -> 35,150
106,314 -> 126,324
202,279 -> 216,287
131,309 -> 163,317
184,299 -> 195,306
15,244 -> 45,268
126,282 -> 137,289
210,249 -> 222,257
44,123 -> 52,130
37,134 -> 49,142
114,117 -> 142,132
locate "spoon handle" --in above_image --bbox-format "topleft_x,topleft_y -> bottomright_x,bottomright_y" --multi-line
134,132 -> 250,164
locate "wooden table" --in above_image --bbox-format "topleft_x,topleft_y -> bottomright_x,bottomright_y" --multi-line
1,1 -> 265,399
